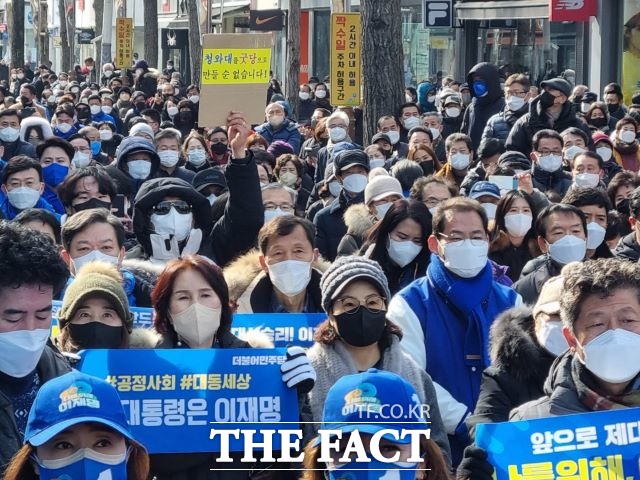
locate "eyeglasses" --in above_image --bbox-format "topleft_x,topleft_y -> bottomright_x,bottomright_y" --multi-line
153,200 -> 192,215
334,295 -> 386,314
437,232 -> 487,246
536,149 -> 563,156
263,202 -> 294,212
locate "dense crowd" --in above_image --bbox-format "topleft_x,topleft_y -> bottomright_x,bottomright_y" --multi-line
0,56 -> 639,479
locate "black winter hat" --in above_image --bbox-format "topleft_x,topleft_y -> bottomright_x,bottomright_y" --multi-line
497,151 -> 531,171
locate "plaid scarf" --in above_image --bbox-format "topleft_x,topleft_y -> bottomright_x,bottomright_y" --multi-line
572,355 -> 640,411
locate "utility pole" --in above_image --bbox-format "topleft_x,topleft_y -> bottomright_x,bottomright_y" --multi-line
286,0 -> 300,119
101,0 -> 113,65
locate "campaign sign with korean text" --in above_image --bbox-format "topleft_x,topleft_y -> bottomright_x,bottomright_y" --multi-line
50,300 -> 154,338
475,407 -> 640,480
77,348 -> 298,454
231,313 -> 325,347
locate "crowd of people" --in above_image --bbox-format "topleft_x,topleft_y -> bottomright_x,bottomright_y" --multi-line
0,55 -> 639,479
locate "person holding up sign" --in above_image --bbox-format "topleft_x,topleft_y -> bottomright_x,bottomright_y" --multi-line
3,370 -> 150,480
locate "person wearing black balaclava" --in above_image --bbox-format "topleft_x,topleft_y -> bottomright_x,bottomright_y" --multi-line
173,99 -> 197,138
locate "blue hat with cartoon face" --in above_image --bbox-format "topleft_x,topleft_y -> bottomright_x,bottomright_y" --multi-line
313,369 -> 428,446
24,371 -> 134,447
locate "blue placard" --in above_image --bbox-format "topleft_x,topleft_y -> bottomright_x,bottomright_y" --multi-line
77,348 -> 299,454
476,407 -> 640,479
231,313 -> 326,347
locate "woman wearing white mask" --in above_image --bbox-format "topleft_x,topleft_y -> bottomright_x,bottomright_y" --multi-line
152,254 -> 317,479
435,132 -> 474,191
360,199 -> 431,295
489,190 -> 541,282
591,131 -> 622,184
274,154 -> 312,217
612,116 -> 640,172
182,131 -> 212,173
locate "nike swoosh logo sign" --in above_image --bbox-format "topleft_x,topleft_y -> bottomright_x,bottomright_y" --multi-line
256,16 -> 277,25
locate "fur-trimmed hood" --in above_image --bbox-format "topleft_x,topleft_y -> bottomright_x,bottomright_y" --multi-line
129,327 -> 162,348
20,116 -> 54,141
223,248 -> 331,303
489,305 -> 555,383
343,203 -> 375,237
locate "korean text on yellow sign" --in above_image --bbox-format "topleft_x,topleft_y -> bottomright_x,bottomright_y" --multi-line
330,13 -> 361,107
201,48 -> 271,85
115,17 -> 134,69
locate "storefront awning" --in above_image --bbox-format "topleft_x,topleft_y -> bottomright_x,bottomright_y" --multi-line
455,0 -> 549,20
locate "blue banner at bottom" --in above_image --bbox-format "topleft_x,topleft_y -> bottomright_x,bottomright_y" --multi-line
78,348 -> 299,454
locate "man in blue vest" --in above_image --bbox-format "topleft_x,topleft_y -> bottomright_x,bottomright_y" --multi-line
387,197 -> 521,465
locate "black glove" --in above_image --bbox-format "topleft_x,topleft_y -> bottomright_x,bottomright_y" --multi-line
456,446 -> 494,480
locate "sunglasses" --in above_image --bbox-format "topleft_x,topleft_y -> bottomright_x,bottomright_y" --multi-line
153,200 -> 191,215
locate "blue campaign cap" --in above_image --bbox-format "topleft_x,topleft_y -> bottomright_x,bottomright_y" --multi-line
469,181 -> 501,201
313,369 -> 427,446
24,370 -> 135,447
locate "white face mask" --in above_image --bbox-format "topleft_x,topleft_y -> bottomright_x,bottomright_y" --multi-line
403,117 -> 420,130
279,172 -> 298,188
89,105 -> 101,115
73,151 -> 91,168
580,102 -> 591,113
620,130 -> 636,144
329,127 -> 347,143
405,94 -> 413,103
504,213 -> 532,237
101,105 -> 113,115
374,202 -> 392,219
386,130 -> 400,145
171,303 -> 221,348
564,145 -> 586,162
264,208 -> 292,224
596,147 -> 613,162
188,95 -> 200,104
167,106 -> 179,117
342,173 -> 368,194
481,202 -> 497,220
128,159 -> 152,180
428,206 -> 438,216
188,149 -> 207,166
207,193 -> 217,205
151,208 -> 193,242
159,150 -> 180,167
315,89 -> 327,99
450,153 -> 470,170
268,260 -> 312,296
328,181 -> 342,197
72,250 -> 119,274
547,235 -> 586,264
427,95 -> 436,103
388,238 -> 422,268
57,123 -> 73,134
104,70 -> 113,77
0,329 -> 50,377
429,127 -> 441,140
269,115 -> 285,128
535,320 -> 568,356
580,329 -> 640,383
537,154 -> 563,173
0,126 -> 20,142
586,222 -> 606,250
7,187 -> 40,209
441,239 -> 489,278
299,92 -> 310,101
445,107 -> 461,118
507,96 -> 526,111
369,158 -> 385,169
99,129 -> 113,141
574,172 -> 600,188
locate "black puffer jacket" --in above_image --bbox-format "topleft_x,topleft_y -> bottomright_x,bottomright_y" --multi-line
0,345 -> 71,475
466,306 -> 555,438
531,163 -> 573,197
506,95 -> 592,155
461,63 -> 505,150
513,254 -> 563,305
613,231 -> 640,262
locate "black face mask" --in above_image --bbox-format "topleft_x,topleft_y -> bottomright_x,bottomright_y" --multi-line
74,197 -> 112,212
333,308 -> 386,347
211,142 -> 228,155
539,91 -> 556,110
135,101 -> 146,111
421,161 -> 435,176
68,322 -> 124,349
20,95 -> 31,106
572,96 -> 583,105
177,111 -> 193,124
608,103 -> 620,114
590,117 -> 607,128
77,109 -> 91,121
616,198 -> 630,217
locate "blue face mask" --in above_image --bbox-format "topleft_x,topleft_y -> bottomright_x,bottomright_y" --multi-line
327,458 -> 418,480
91,140 -> 102,156
42,163 -> 70,187
35,447 -> 128,480
472,80 -> 488,98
